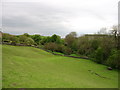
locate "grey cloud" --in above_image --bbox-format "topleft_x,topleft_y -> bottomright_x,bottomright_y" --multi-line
3,16 -> 34,27
3,2 -> 72,37
2,1 -> 118,37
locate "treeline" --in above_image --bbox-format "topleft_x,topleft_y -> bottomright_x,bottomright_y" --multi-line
1,26 -> 120,69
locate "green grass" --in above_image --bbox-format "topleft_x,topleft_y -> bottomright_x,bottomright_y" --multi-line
2,45 -> 118,88
70,54 -> 81,57
52,51 -> 64,55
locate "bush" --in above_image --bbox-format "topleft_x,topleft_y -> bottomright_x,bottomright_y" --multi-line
63,47 -> 72,55
19,35 -> 27,43
25,38 -> 35,45
91,39 -> 99,50
2,33 -> 11,42
44,42 -> 72,55
31,34 -> 41,45
19,35 -> 34,45
106,49 -> 120,69
2,33 -> 19,45
93,47 -> 105,64
44,42 -> 57,52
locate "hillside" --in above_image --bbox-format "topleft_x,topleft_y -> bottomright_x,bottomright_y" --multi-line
2,45 -> 118,88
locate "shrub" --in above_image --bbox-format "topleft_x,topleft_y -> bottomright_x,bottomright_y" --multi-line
63,47 -> 72,55
106,49 -> 120,69
19,35 -> 34,45
19,35 -> 27,43
2,33 -> 11,42
25,38 -> 35,45
2,33 -> 19,45
31,34 -> 41,45
93,47 -> 105,64
44,42 -> 57,52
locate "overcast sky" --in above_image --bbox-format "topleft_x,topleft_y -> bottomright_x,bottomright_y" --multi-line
1,0 -> 119,37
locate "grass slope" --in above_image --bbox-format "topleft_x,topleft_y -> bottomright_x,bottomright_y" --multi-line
2,45 -> 118,88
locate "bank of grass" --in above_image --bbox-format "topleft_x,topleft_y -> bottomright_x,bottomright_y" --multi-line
2,45 -> 118,88
52,51 -> 64,55
52,52 -> 83,57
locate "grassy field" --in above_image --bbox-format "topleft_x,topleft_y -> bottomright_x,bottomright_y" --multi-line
2,45 -> 118,88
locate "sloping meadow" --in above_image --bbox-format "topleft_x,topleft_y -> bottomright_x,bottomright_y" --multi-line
2,45 -> 118,88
